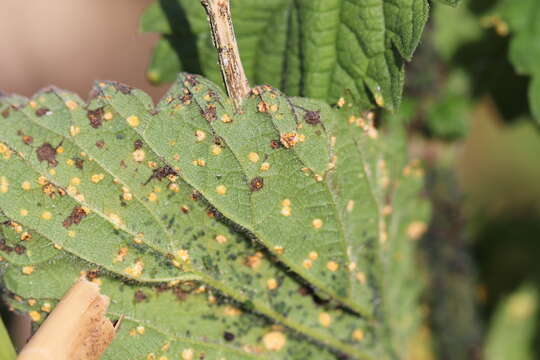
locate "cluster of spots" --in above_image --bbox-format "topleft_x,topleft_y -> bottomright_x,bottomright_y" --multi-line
114,247 -> 129,263
280,199 -> 291,217
0,142 -> 13,159
87,107 -> 104,128
244,252 -> 263,270
123,258 -> 144,278
347,112 -> 378,139
279,132 -> 304,149
0,237 -> 26,255
304,111 -> 321,125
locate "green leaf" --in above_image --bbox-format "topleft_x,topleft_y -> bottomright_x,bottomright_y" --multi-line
497,0 -> 540,122
140,0 -> 431,110
0,316 -> 16,360
0,75 -> 427,359
485,286 -> 538,360
433,0 -> 461,7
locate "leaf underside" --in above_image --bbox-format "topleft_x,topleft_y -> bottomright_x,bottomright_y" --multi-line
0,75 -> 428,359
140,0 -> 435,111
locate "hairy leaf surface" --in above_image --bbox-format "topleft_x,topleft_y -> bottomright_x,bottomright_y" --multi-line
141,0 -> 432,110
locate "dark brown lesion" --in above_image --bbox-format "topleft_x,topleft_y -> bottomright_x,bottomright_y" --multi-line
35,107 -> 51,117
249,177 -> 264,192
36,142 -> 59,167
112,82 -> 132,95
87,107 -> 105,128
62,206 -> 88,228
144,165 -> 178,185
304,111 -> 321,125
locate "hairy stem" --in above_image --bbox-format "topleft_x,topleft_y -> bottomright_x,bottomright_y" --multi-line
201,0 -> 250,110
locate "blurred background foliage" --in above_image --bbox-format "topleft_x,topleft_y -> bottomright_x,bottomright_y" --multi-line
1,0 -> 539,359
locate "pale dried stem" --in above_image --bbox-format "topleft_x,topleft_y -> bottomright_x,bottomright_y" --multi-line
17,280 -> 115,360
201,0 -> 250,110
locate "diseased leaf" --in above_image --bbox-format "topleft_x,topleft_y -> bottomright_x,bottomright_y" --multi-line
0,74 -> 427,359
497,0 -> 540,122
140,0 -> 431,110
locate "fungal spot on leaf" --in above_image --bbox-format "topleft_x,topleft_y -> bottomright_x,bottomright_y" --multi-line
223,332 -> 235,342
35,107 -> 51,117
1,108 -> 10,118
280,132 -> 304,148
145,165 -> 178,185
62,206 -> 87,228
134,290 -> 147,303
113,82 -> 132,95
95,140 -> 105,149
87,107 -> 104,128
134,139 -> 143,150
126,115 -> 140,128
304,111 -> 321,125
270,140 -> 282,149
262,331 -> 286,351
36,143 -> 58,167
202,105 -> 217,122
249,177 -> 264,192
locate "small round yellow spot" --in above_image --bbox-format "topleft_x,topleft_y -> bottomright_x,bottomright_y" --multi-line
356,271 -> 367,285
303,259 -> 313,269
22,266 -> 34,275
41,211 -> 52,220
262,331 -> 286,351
48,168 -> 56,176
132,149 -> 145,162
267,278 -> 278,290
312,218 -> 323,229
248,152 -> 259,163
168,183 -> 180,193
104,112 -> 113,121
127,115 -> 140,127
319,312 -> 332,327
181,348 -> 194,360
326,261 -> 339,272
20,209 -> 28,216
346,200 -> 355,212
221,114 -> 232,123
215,235 -> 228,244
148,192 -> 158,202
65,100 -> 78,110
136,325 -> 145,335
0,177 -> 9,193
28,311 -> 41,322
66,159 -> 74,166
281,207 -> 291,217
407,221 -> 428,240
195,130 -> 206,142
68,230 -> 76,238
352,329 -> 365,341
260,162 -> 270,171
216,185 -> 227,195
70,177 -> 81,186
309,251 -> 318,261
192,159 -> 206,167
41,303 -> 52,313
21,181 -> 32,191
53,243 -> 63,250
211,145 -> 222,155
274,246 -> 284,255
69,125 -> 81,136
123,192 -> 133,201
134,233 -> 144,244
91,173 -> 105,184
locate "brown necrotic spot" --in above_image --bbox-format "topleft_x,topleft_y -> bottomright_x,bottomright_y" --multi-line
74,157 -> 84,170
2,108 -> 10,118
184,74 -> 198,87
304,111 -> 321,125
62,206 -> 87,228
223,332 -> 235,342
95,140 -> 105,149
134,290 -> 147,303
87,107 -> 104,128
36,143 -> 58,167
14,244 -> 26,255
134,139 -> 143,150
35,107 -> 50,117
270,140 -> 282,149
22,135 -> 33,145
202,104 -> 217,122
250,177 -> 264,192
144,165 -> 178,185
113,82 -> 132,95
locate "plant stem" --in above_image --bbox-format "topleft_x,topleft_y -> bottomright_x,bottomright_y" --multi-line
200,0 -> 250,110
